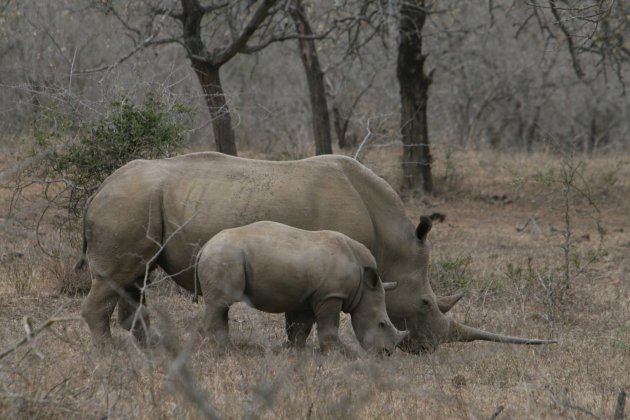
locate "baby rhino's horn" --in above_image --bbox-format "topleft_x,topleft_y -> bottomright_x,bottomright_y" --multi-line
382,282 -> 398,291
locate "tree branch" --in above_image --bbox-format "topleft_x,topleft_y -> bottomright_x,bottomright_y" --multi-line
239,25 -> 336,54
549,0 -> 585,79
213,0 -> 279,66
76,35 -> 183,75
100,1 -> 142,37
200,0 -> 230,14
0,315 -> 82,360
152,6 -> 184,21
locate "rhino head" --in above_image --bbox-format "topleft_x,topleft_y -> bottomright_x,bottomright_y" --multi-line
350,267 -> 409,355
386,216 -> 556,354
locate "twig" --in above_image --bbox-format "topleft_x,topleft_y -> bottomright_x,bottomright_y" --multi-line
128,211 -> 198,337
516,217 -> 541,234
157,311 -> 222,420
549,0 -> 585,79
0,316 -> 82,360
489,405 -> 504,420
354,118 -> 373,162
35,186 -> 70,259
548,387 -> 602,419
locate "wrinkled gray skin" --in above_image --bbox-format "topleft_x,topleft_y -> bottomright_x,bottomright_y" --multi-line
78,152 -> 555,351
196,221 -> 408,354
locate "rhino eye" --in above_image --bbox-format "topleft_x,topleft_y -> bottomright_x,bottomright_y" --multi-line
421,298 -> 431,307
379,321 -> 387,329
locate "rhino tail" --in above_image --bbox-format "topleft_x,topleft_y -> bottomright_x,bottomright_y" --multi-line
74,193 -> 96,272
192,250 -> 202,304
74,237 -> 87,271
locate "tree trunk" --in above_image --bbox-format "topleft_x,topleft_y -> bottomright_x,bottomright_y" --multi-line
192,62 -> 237,156
333,105 -> 352,149
181,0 -> 237,155
397,0 -> 433,193
526,105 -> 541,152
588,113 -> 597,154
291,1 -> 333,155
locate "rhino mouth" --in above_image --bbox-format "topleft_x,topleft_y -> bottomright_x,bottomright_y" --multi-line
377,348 -> 393,357
397,336 -> 437,354
403,345 -> 435,355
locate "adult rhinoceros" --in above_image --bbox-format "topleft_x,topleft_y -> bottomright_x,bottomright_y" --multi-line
77,152 -> 554,352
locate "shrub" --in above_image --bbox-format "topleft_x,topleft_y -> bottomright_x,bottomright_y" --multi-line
43,92 -> 190,215
431,255 -> 473,293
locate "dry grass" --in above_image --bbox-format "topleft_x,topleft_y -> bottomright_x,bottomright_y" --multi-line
1,145 -> 629,419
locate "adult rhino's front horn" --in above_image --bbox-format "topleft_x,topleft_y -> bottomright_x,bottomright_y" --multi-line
448,320 -> 557,345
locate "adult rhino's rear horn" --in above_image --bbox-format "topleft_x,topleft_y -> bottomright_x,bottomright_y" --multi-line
449,320 -> 557,345
436,291 -> 465,313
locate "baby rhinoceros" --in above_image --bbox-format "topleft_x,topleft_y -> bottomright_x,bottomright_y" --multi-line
195,221 -> 409,355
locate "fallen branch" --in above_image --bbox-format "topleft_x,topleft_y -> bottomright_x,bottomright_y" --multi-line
0,315 -> 82,360
516,217 -> 541,234
548,387 -> 602,419
489,405 -> 504,420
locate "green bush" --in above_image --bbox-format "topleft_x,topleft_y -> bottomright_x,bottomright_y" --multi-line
430,255 -> 473,293
45,92 -> 190,215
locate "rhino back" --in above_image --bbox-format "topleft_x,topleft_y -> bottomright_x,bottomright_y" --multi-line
159,152 -> 412,250
155,154 -> 377,286
333,157 -> 417,262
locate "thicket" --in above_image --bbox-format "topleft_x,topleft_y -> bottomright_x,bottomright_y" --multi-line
34,92 -> 190,216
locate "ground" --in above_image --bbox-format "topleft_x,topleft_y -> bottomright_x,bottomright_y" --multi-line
0,144 -> 628,419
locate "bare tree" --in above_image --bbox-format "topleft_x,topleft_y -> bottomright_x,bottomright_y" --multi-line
528,0 -> 629,83
398,0 -> 433,193
92,0 -> 344,156
81,0 -> 339,156
161,0 -> 282,155
290,0 -> 332,155
327,0 -> 435,190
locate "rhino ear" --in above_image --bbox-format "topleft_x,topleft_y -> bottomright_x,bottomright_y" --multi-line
428,213 -> 446,223
363,267 -> 380,290
415,216 -> 433,242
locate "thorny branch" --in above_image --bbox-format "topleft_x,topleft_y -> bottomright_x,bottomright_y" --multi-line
549,0 -> 585,79
548,385 -> 603,419
158,311 -> 222,419
127,211 -> 198,339
0,315 -> 82,360
528,0 -> 628,82
354,118 -> 374,162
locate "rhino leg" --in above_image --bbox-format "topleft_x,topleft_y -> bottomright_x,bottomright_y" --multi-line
201,303 -> 231,345
197,250 -> 247,346
117,277 -> 151,346
285,311 -> 314,348
200,279 -> 243,346
314,299 -> 344,353
81,277 -> 119,348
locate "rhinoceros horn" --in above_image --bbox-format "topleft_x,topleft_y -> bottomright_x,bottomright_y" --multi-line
449,320 -> 557,345
436,291 -> 465,313
382,282 -> 398,291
